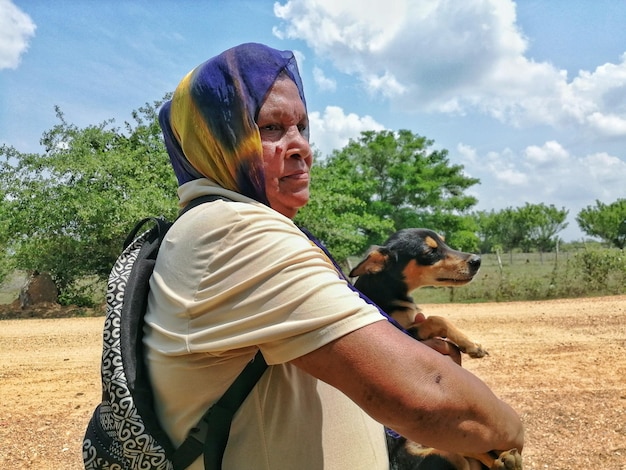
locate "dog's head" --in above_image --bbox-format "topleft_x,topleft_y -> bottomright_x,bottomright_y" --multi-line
349,228 -> 481,291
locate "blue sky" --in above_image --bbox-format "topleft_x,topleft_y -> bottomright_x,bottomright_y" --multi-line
2,0 -> 626,241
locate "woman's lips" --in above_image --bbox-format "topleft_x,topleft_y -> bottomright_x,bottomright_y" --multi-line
281,171 -> 309,181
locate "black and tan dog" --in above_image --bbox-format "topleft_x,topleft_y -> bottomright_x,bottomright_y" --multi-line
349,228 -> 522,470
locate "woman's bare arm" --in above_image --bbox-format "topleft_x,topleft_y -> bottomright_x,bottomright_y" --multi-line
290,320 -> 524,454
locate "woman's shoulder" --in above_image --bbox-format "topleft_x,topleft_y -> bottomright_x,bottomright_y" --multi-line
190,197 -> 298,228
173,179 -> 308,246
173,197 -> 307,251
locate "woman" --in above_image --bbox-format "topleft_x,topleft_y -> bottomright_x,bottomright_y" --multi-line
144,42 -> 523,469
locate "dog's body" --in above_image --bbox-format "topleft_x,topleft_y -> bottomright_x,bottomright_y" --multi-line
349,228 -> 521,470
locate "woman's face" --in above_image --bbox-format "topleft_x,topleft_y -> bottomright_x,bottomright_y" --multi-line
257,77 -> 312,219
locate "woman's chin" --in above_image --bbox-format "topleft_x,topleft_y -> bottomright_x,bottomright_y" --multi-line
269,192 -> 310,218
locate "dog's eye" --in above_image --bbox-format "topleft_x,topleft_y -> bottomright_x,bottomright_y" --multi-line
423,244 -> 439,254
425,236 -> 439,250
421,245 -> 441,260
420,247 -> 436,258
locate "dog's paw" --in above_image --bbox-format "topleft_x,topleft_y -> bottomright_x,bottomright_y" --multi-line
491,448 -> 522,469
463,343 -> 489,358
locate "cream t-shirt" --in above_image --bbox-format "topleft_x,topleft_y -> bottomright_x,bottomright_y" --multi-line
144,179 -> 389,469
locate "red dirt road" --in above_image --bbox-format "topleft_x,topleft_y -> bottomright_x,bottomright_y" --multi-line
1,295 -> 625,469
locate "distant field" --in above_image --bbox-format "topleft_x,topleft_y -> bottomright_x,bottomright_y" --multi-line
415,249 -> 626,303
415,251 -> 569,303
2,249 -> 625,309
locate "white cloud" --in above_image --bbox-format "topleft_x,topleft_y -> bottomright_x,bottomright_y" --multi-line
0,0 -> 36,70
586,112 -> 626,136
363,70 -> 406,98
485,149 -> 529,186
457,143 -> 479,165
456,141 -> 626,238
274,0 -> 626,138
312,66 -> 336,92
523,141 -> 569,167
274,0 -> 527,100
582,152 -> 626,198
308,105 -> 385,157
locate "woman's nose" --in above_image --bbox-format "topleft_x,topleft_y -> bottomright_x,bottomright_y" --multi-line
285,126 -> 311,156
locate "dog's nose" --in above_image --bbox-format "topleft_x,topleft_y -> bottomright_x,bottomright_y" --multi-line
468,255 -> 481,272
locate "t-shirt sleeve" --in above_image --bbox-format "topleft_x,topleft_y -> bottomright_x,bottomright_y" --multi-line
148,200 -> 386,365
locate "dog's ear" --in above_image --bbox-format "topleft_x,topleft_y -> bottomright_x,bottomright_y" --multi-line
349,246 -> 389,277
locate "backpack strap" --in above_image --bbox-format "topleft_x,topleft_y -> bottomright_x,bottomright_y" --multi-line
122,193 -> 223,249
124,216 -> 171,250
171,351 -> 268,470
166,194 -> 269,470
178,194 -> 230,218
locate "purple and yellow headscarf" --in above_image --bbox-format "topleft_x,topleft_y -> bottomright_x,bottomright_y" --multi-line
159,43 -> 308,205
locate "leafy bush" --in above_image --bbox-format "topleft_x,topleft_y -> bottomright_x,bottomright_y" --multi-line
569,248 -> 626,295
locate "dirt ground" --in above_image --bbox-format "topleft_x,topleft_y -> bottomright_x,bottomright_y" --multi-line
1,295 -> 625,470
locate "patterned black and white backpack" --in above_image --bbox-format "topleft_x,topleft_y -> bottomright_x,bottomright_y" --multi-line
82,196 -> 267,470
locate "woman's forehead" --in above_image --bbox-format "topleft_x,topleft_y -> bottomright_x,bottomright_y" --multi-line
260,79 -> 305,112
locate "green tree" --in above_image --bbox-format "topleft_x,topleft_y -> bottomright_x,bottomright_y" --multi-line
519,203 -> 568,253
576,199 -> 626,249
479,207 -> 528,257
472,210 -> 502,253
476,204 -> 568,257
0,100 -> 177,305
298,130 -> 480,256
295,150 -> 394,263
475,207 -> 525,264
